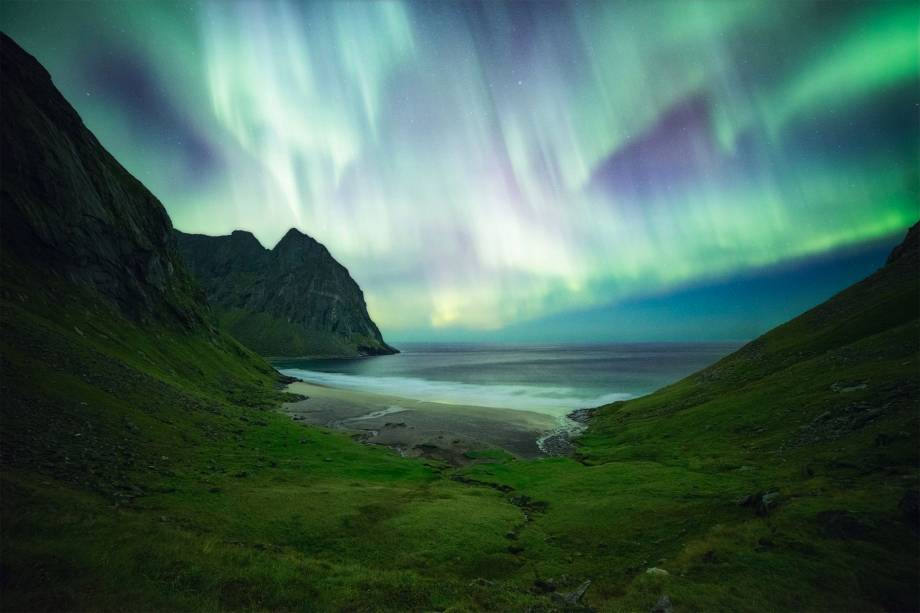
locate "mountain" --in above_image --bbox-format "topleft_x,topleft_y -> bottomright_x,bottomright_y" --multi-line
0,30 -> 285,513
0,34 -> 211,328
174,228 -> 397,357
2,31 -> 917,612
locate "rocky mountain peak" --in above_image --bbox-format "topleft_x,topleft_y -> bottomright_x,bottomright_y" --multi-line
174,228 -> 396,357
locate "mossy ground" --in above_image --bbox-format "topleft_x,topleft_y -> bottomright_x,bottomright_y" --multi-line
1,246 -> 917,611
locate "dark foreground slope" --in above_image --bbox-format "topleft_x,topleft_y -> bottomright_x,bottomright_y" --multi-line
174,229 -> 397,357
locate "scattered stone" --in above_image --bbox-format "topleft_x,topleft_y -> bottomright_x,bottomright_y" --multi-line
646,567 -> 669,576
567,408 -> 597,424
739,491 -> 781,516
757,491 -> 781,516
874,433 -> 894,447
650,594 -> 674,613
552,579 -> 591,607
830,382 -> 867,393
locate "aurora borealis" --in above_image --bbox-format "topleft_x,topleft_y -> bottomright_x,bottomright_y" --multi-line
1,1 -> 917,340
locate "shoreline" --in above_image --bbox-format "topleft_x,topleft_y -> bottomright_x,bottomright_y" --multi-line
281,380 -> 573,464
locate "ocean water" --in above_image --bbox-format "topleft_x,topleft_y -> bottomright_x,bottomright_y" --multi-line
275,342 -> 739,417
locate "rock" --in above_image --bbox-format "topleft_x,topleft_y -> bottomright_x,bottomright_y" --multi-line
650,594 -> 674,613
646,567 -> 669,576
739,491 -> 781,516
552,579 -> 591,606
567,408 -> 597,424
174,227 -> 398,357
830,382 -> 868,393
756,491 -> 780,516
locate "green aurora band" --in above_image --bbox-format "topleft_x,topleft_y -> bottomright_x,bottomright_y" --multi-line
1,1 -> 917,337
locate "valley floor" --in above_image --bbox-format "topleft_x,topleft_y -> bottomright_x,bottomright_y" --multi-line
281,381 -> 559,463
2,227 -> 918,611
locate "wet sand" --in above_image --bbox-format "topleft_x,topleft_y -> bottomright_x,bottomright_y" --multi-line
281,381 -> 559,463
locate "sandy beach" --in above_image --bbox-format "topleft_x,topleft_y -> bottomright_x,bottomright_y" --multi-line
281,380 -> 560,463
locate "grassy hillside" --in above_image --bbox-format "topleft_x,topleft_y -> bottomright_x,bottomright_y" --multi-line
459,223 -> 920,611
0,256 -> 549,611
3,226 -> 916,612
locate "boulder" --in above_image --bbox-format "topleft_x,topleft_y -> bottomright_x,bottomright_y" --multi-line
650,594 -> 674,613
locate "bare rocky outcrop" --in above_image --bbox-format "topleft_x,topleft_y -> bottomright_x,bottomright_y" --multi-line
174,228 -> 397,357
0,33 -> 209,329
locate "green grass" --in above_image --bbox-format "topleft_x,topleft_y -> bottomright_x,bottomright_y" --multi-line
1,238 -> 918,611
217,307 -> 390,358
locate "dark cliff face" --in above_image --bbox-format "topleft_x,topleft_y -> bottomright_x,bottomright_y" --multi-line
174,228 -> 397,357
0,33 -> 208,328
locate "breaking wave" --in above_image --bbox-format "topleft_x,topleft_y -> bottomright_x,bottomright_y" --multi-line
280,368 -> 632,416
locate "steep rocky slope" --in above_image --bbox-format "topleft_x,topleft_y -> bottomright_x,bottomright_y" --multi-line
174,228 -> 397,357
0,33 -> 207,327
0,31 -> 284,502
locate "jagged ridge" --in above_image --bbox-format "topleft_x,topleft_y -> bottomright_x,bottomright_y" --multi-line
174,228 -> 397,357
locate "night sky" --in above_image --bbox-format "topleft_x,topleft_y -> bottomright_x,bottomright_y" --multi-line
2,1 -> 917,341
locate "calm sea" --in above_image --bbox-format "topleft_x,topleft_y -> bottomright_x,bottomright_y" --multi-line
275,342 -> 739,417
